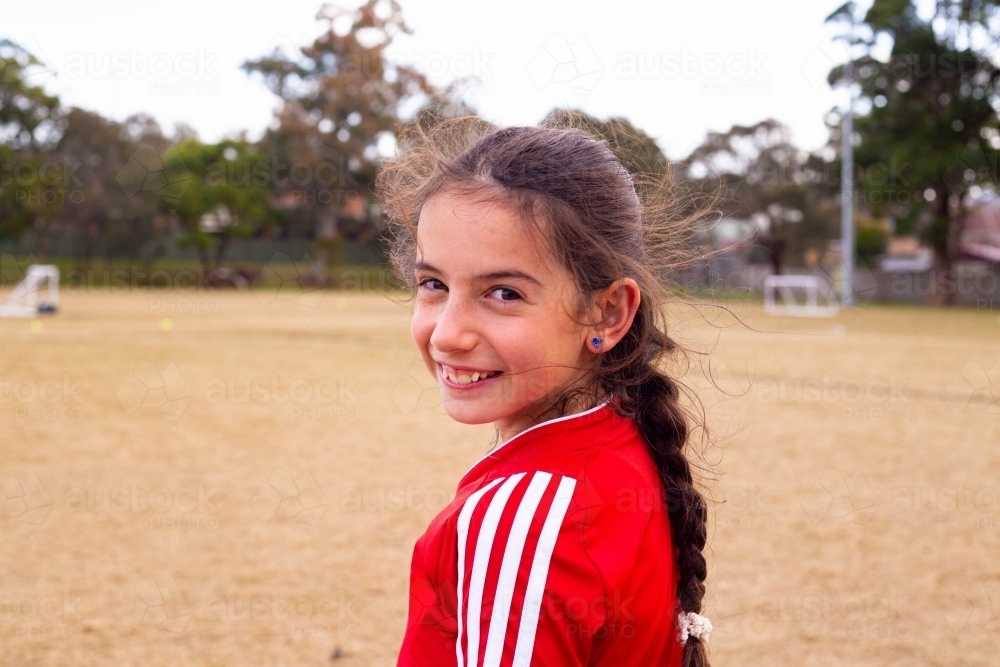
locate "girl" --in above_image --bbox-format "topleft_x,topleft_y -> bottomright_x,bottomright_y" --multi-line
377,117 -> 713,667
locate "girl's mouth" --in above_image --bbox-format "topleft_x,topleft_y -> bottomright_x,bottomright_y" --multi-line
438,364 -> 503,390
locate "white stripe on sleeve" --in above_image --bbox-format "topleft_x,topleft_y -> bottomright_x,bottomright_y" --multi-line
455,477 -> 506,667
510,475 -> 577,667
465,473 -> 526,667
481,471 -> 553,667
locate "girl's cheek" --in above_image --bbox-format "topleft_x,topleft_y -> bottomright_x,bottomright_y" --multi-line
410,310 -> 430,347
411,319 -> 437,376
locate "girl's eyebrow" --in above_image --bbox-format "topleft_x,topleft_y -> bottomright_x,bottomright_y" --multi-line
414,261 -> 542,287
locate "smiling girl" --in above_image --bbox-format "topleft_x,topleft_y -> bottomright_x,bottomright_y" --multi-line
377,118 -> 713,667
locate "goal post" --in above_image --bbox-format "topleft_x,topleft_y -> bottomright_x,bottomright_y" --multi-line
763,274 -> 839,318
0,264 -> 60,318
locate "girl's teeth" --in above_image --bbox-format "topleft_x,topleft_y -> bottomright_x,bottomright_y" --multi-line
444,367 -> 496,385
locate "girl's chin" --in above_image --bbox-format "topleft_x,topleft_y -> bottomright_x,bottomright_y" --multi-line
439,397 -> 512,426
443,399 -> 506,426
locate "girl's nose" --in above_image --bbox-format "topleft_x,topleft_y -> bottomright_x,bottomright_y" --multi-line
429,294 -> 478,352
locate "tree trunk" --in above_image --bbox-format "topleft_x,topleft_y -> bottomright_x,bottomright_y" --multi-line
307,206 -> 338,287
75,217 -> 99,280
196,245 -> 210,287
926,187 -> 960,306
214,233 -> 231,273
763,234 -> 785,276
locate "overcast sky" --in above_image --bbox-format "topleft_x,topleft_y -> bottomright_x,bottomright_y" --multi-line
3,0 -> 877,160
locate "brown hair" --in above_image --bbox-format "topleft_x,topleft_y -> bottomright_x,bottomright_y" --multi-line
376,111 -> 714,667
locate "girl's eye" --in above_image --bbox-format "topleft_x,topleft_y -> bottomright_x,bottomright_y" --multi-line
418,278 -> 445,291
489,287 -> 522,303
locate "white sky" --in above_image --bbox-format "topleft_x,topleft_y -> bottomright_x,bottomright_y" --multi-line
3,0 -> 872,160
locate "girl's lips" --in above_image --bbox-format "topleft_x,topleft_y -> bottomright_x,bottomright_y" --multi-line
438,364 -> 503,390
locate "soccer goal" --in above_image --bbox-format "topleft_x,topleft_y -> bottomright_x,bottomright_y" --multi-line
0,264 -> 60,318
763,274 -> 839,318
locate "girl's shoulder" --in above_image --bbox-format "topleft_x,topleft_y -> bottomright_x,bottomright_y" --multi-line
459,401 -> 653,484
446,408 -> 667,548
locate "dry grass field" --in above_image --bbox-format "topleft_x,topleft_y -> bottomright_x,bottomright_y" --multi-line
1,286 -> 998,667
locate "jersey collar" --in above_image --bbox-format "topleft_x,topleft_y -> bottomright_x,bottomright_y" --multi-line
460,395 -> 618,484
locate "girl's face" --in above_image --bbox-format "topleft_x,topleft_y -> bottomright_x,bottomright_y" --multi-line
411,189 -> 596,442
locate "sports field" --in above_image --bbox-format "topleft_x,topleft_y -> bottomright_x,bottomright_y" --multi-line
1,287 -> 998,666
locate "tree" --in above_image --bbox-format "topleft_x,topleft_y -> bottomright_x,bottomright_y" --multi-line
160,138 -> 272,277
0,39 -> 59,150
826,0 -> 1000,304
1,39 -> 64,251
684,119 -> 838,274
52,108 -> 170,272
0,146 -> 66,248
542,108 -> 671,186
242,0 -> 438,285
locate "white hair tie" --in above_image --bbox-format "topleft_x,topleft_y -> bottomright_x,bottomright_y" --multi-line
677,611 -> 713,646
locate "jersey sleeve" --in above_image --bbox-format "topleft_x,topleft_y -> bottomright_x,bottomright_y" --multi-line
451,470 -> 607,667
396,469 -> 610,667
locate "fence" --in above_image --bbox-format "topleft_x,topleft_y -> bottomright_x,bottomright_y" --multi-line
676,260 -> 1000,308
5,231 -> 999,307
0,232 -> 387,266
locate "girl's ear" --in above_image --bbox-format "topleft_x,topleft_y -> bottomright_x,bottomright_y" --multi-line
588,278 -> 641,353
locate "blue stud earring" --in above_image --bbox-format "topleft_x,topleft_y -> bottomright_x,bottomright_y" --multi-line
592,336 -> 603,349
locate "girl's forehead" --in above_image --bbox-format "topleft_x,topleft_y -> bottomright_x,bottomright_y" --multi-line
416,192 -> 554,269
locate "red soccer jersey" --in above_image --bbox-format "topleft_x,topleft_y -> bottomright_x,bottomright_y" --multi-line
396,397 -> 685,667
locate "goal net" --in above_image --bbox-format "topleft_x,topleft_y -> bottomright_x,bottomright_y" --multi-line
0,264 -> 60,318
763,275 -> 839,318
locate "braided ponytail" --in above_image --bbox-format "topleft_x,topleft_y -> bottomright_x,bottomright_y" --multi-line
377,112 -> 716,665
607,322 -> 711,667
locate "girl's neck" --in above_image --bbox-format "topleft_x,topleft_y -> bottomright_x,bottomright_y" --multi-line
495,388 -> 611,444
